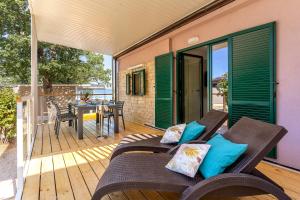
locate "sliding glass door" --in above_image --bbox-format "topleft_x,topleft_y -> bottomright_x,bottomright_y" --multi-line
210,42 -> 229,112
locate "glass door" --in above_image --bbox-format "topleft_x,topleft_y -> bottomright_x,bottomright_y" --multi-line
210,42 -> 229,112
183,54 -> 203,122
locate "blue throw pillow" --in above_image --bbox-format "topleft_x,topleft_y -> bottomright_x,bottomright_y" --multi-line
178,121 -> 206,144
199,134 -> 248,179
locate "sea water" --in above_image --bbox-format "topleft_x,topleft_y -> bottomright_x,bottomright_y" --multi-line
77,88 -> 112,100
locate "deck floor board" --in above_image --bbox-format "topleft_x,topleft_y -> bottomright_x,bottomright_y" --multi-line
22,120 -> 300,200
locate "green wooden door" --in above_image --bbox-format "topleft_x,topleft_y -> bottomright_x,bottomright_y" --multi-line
155,52 -> 173,129
229,23 -> 276,157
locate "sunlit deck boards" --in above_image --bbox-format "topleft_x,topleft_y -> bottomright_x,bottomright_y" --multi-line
22,120 -> 300,200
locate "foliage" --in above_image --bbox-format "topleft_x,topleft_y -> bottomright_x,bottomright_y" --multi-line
216,73 -> 228,104
0,0 -> 111,89
37,44 -> 94,92
0,0 -> 31,83
0,87 -> 16,141
86,53 -> 112,87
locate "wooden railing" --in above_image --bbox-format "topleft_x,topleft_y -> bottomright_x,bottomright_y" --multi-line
16,95 -> 34,200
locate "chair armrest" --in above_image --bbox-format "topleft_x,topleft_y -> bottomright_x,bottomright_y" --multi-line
186,140 -> 206,144
60,108 -> 71,112
167,145 -> 181,155
181,173 -> 289,200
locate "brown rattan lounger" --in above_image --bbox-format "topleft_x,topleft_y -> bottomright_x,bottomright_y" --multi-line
92,117 -> 291,200
110,109 -> 228,160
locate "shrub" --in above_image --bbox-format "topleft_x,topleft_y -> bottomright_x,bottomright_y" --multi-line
0,87 -> 16,142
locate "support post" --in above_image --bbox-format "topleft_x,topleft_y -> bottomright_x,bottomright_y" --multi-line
31,15 -> 38,133
112,58 -> 116,101
112,58 -> 119,101
15,99 -> 24,200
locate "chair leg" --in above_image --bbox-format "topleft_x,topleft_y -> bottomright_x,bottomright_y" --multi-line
108,117 -> 110,135
122,115 -> 125,130
56,121 -> 61,139
101,116 -> 104,134
74,119 -> 77,131
55,120 -> 58,137
54,119 -> 57,131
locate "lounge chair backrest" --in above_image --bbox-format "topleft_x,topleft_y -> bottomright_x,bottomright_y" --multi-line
223,117 -> 287,174
197,110 -> 228,141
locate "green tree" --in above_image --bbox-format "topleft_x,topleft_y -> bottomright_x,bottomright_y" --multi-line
0,0 -> 31,83
0,0 -> 111,89
86,53 -> 112,87
0,87 -> 16,142
216,73 -> 228,111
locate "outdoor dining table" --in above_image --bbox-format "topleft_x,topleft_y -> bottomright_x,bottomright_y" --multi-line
69,101 -> 119,139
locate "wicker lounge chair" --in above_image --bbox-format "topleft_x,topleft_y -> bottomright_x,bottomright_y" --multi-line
92,117 -> 291,200
110,109 -> 228,160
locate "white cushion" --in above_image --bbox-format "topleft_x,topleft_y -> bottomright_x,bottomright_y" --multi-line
160,124 -> 186,144
165,144 -> 211,178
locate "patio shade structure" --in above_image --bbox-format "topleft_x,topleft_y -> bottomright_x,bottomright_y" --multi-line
28,0 -> 229,55
27,0 -> 233,134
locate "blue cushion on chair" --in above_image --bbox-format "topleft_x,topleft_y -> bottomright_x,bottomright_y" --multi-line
178,121 -> 206,144
199,134 -> 248,179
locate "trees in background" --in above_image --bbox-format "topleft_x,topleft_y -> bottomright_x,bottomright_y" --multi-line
0,0 -> 111,90
0,87 -> 16,142
216,73 -> 228,111
86,53 -> 112,87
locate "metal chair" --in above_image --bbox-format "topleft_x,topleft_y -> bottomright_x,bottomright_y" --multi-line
115,101 -> 125,129
52,101 -> 77,138
97,105 -> 114,136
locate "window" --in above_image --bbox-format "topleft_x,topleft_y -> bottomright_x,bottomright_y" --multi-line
131,69 -> 146,96
211,42 -> 228,112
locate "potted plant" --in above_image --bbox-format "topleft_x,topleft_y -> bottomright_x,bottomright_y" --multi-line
80,91 -> 92,102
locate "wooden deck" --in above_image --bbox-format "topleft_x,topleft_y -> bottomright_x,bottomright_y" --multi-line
22,120 -> 300,200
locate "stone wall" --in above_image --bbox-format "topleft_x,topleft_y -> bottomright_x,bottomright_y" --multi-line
118,61 -> 155,126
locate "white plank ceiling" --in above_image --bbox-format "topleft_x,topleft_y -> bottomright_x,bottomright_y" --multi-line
29,0 -> 216,55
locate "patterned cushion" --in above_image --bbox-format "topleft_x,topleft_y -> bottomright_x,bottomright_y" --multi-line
160,124 -> 186,144
166,144 -> 211,178
119,133 -> 159,145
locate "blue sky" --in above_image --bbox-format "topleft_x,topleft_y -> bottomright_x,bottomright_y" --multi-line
103,54 -> 112,69
212,47 -> 228,78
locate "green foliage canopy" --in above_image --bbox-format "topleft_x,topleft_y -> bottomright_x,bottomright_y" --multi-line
0,0 -> 111,87
86,53 -> 112,87
0,87 -> 16,141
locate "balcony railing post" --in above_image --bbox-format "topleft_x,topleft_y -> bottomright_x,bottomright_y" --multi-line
31,14 -> 38,133
16,98 -> 24,200
27,99 -> 32,158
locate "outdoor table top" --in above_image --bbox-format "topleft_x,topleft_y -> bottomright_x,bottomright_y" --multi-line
69,101 -> 117,108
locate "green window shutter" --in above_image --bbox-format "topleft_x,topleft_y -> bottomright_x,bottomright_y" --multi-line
126,74 -> 131,95
140,69 -> 146,96
132,72 -> 136,95
155,52 -> 173,129
229,24 -> 276,157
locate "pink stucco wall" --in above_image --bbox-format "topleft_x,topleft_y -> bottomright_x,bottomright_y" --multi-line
118,0 -> 300,169
118,39 -> 170,70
